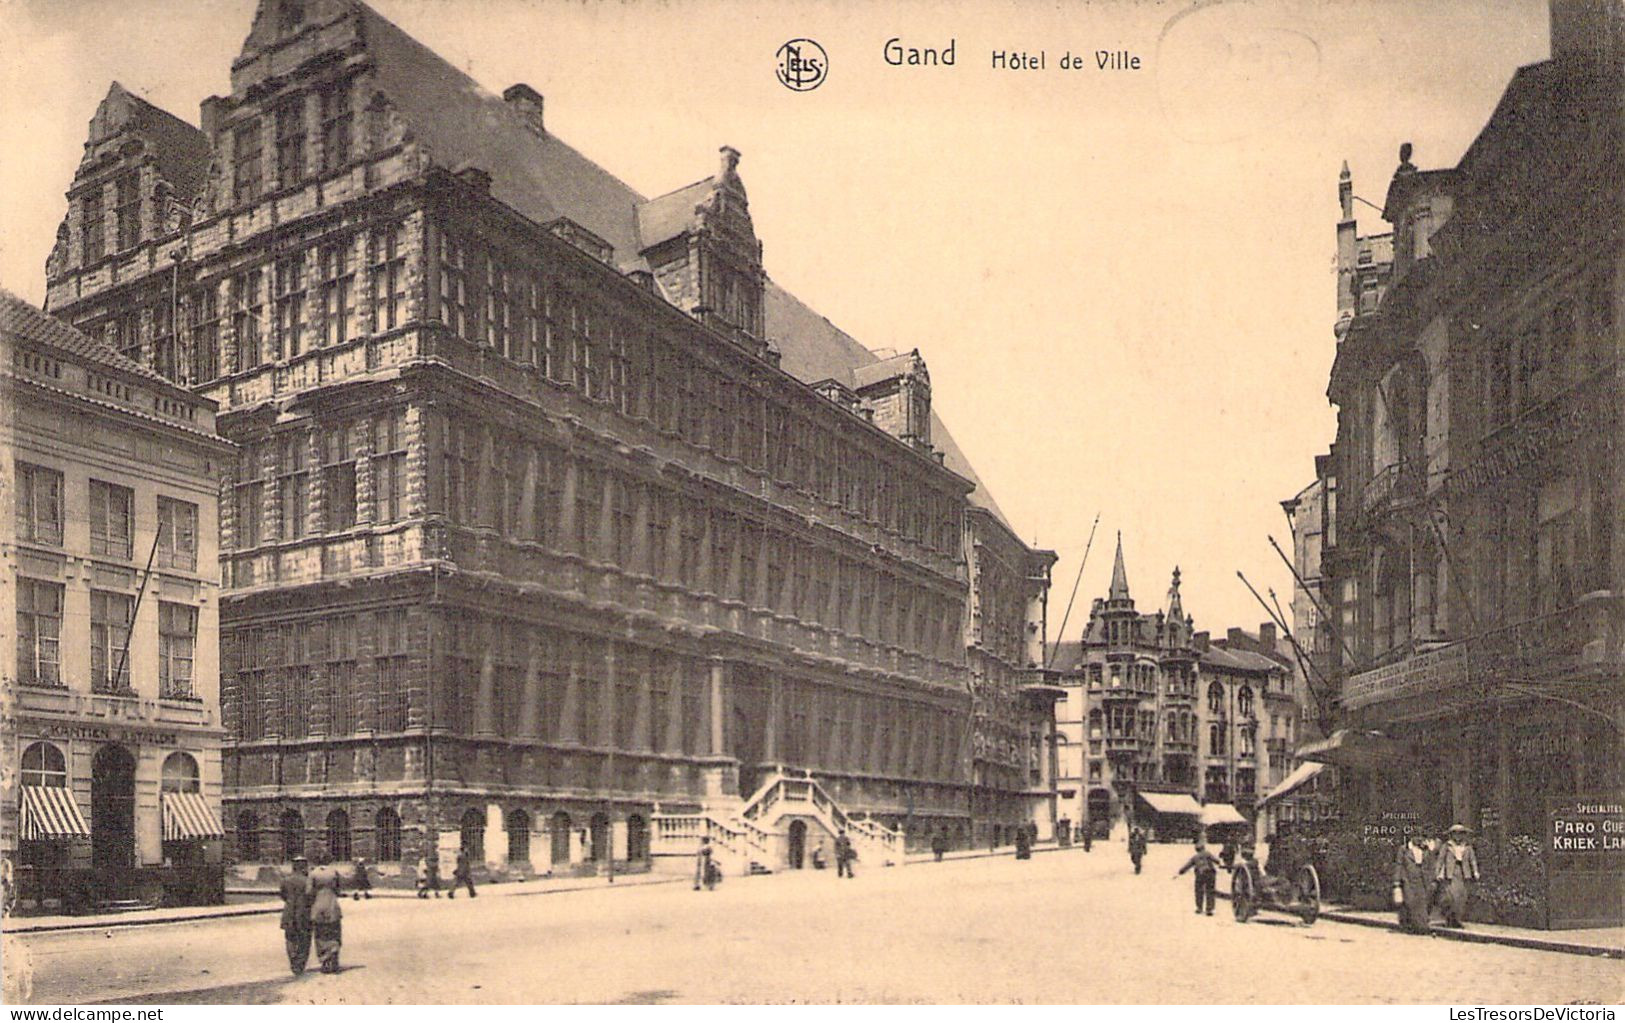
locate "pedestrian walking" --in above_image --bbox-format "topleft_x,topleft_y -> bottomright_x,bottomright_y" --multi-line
416,855 -> 441,898
308,856 -> 344,974
931,828 -> 948,862
1174,839 -> 1221,915
1219,838 -> 1237,869
448,848 -> 476,899
1014,825 -> 1032,860
835,830 -> 856,878
279,855 -> 314,976
693,835 -> 715,891
1082,824 -> 1093,852
349,858 -> 372,900
1128,827 -> 1147,874
1434,824 -> 1480,928
1393,832 -> 1436,933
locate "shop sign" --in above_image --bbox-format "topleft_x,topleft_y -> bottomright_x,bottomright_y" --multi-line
33,723 -> 180,746
1548,798 -> 1625,857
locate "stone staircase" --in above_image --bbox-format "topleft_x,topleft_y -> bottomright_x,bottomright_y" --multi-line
651,771 -> 905,877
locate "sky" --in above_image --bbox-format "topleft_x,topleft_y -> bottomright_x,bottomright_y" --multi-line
0,0 -> 1552,645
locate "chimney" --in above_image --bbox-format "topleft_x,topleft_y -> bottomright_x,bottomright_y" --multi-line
1227,627 -> 1246,647
503,84 -> 545,135
200,95 -> 226,140
1259,622 -> 1276,649
1194,631 -> 1210,653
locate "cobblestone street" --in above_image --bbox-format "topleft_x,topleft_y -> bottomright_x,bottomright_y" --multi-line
6,846 -> 1621,1004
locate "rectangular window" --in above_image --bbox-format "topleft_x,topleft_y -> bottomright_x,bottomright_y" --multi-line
279,433 -> 309,540
275,100 -> 305,189
327,615 -> 356,734
376,608 -> 409,732
487,262 -> 510,356
84,590 -> 128,691
323,423 -> 359,532
274,252 -> 305,359
153,298 -> 178,381
158,602 -> 197,699
233,121 -> 262,203
187,285 -> 220,384
115,170 -> 141,251
232,270 -> 264,371
15,462 -> 64,545
89,480 -> 134,560
319,80 -> 351,173
369,223 -> 407,334
440,236 -> 467,339
157,497 -> 199,571
16,579 -> 64,687
82,186 -> 105,264
318,238 -> 355,345
372,411 -> 407,524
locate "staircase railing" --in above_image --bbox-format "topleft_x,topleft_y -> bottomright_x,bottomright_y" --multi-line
741,772 -> 905,865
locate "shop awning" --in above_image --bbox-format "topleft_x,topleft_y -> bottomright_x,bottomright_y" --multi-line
162,791 -> 224,841
1259,761 -> 1327,805
1200,803 -> 1249,827
1138,791 -> 1202,816
21,785 -> 89,840
1297,729 -> 1416,772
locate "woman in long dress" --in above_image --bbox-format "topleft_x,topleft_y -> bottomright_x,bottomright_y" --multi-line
1392,834 -> 1435,933
308,857 -> 345,973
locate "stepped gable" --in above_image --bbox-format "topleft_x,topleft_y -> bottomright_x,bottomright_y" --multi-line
84,82 -> 211,204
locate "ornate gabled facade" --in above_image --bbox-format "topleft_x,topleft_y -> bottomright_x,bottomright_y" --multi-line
39,0 -> 1057,876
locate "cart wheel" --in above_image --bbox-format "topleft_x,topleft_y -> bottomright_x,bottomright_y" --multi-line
1232,866 -> 1256,923
1297,864 -> 1321,925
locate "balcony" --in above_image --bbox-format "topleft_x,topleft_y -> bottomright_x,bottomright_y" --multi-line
1105,734 -> 1140,754
1344,591 -> 1622,714
1359,460 -> 1422,518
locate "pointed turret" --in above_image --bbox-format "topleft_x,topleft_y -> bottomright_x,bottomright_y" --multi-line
1108,533 -> 1131,604
1167,565 -> 1184,620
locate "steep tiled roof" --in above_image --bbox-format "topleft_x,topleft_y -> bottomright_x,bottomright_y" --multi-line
1,288 -> 181,391
99,83 -> 211,203
635,178 -> 711,252
1200,646 -> 1285,674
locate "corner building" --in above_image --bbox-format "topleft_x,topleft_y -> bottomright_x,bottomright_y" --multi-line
42,0 -> 1057,876
3,292 -> 231,910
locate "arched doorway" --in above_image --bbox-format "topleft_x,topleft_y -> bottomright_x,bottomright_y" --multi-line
326,809 -> 352,863
235,810 -> 261,861
589,812 -> 611,863
626,814 -> 647,863
506,809 -> 531,867
91,745 -> 136,870
550,811 -> 571,868
1087,788 -> 1112,839
374,807 -> 402,863
459,808 -> 485,862
281,809 -> 305,862
787,819 -> 807,869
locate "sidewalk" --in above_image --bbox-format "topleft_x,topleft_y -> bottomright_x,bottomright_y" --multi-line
3,870 -> 683,936
1211,874 -> 1623,959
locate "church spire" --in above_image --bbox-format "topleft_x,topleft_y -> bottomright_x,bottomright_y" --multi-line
1108,532 -> 1131,603
1167,565 -> 1184,619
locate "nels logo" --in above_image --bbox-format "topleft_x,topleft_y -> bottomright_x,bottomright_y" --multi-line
776,38 -> 827,91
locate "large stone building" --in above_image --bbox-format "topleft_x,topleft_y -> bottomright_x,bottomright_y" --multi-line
39,0 -> 1057,877
1051,538 -> 1294,840
1301,0 -> 1622,926
2,290 -> 230,910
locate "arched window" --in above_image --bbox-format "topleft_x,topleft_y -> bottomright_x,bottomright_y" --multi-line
1207,682 -> 1225,716
375,807 -> 402,863
1209,721 -> 1226,756
326,808 -> 352,862
21,742 -> 67,787
589,812 -> 611,862
460,807 -> 485,861
506,809 -> 531,866
1237,686 -> 1254,719
550,811 -> 571,866
161,751 -> 200,793
1087,709 -> 1102,739
236,809 -> 261,860
281,809 -> 304,861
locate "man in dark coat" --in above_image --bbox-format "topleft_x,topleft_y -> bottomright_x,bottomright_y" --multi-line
349,858 -> 372,900
1175,839 -> 1221,915
931,828 -> 948,862
279,856 -> 314,976
448,848 -> 476,899
1393,833 -> 1435,933
835,830 -> 856,878
1014,825 -> 1032,860
1128,827 -> 1147,874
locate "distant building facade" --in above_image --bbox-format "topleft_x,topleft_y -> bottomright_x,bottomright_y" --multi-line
1304,0 -> 1622,925
40,0 -> 1057,875
2,292 -> 230,909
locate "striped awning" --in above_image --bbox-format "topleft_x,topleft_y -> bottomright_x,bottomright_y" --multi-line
162,791 -> 224,841
21,785 -> 89,840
